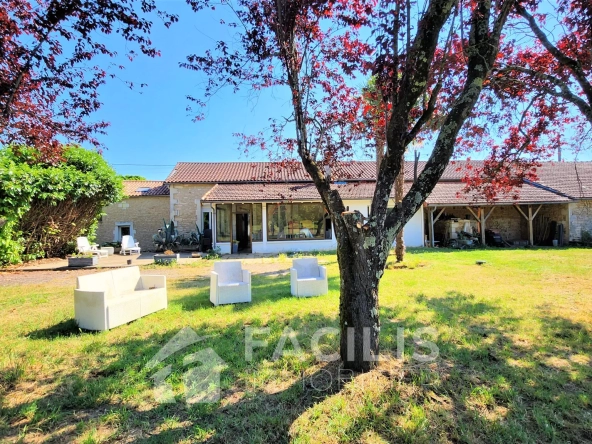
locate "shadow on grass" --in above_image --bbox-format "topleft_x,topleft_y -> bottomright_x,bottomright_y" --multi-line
7,286 -> 592,443
26,319 -> 86,340
3,310 -> 346,443
323,291 -> 592,443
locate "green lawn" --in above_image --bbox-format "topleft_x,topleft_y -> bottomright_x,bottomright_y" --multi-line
1,248 -> 591,443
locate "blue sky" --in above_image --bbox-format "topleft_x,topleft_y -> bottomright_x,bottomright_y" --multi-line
92,1 -> 297,180
90,1 -> 589,180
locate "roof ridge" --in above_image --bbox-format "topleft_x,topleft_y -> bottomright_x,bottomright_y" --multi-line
523,179 -> 574,199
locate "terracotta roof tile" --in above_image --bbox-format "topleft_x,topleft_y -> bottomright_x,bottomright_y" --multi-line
530,162 -> 592,199
167,160 -> 592,203
202,182 -> 410,202
123,181 -> 169,197
165,161 -> 437,183
203,180 -> 570,205
425,182 -> 571,205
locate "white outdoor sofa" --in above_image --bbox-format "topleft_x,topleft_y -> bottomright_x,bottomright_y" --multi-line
74,266 -> 167,331
210,261 -> 251,306
290,258 -> 328,297
120,235 -> 141,255
77,237 -> 108,257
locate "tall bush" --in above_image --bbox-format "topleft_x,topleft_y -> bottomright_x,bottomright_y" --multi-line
0,146 -> 122,264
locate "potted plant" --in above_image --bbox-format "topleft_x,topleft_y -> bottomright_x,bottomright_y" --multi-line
102,241 -> 121,254
154,249 -> 179,264
67,252 -> 98,267
232,240 -> 239,254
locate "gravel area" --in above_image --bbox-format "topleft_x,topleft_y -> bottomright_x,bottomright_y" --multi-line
0,259 -> 299,287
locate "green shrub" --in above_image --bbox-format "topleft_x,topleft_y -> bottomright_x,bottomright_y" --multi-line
0,145 -> 122,265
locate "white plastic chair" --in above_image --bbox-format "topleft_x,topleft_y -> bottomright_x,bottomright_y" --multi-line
210,261 -> 251,306
76,237 -> 108,257
290,258 -> 328,297
120,235 -> 141,255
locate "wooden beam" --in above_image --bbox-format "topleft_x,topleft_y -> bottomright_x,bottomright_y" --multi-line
428,207 -> 445,247
434,207 -> 445,223
484,206 -> 495,221
532,204 -> 543,220
514,205 -> 528,220
465,206 -> 479,220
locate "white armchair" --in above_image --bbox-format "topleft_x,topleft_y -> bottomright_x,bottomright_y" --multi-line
120,235 -> 141,255
77,237 -> 108,257
210,261 -> 251,306
290,258 -> 328,297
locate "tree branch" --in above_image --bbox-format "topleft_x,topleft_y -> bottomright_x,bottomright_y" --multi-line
497,65 -> 592,123
516,4 -> 592,109
404,81 -> 442,145
383,0 -> 513,242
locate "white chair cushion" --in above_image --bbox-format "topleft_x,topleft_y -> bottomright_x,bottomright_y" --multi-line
214,261 -> 244,284
293,258 -> 320,278
110,267 -> 141,296
77,272 -> 114,299
219,282 -> 248,287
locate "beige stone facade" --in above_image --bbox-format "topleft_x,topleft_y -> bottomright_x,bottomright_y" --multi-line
434,205 -> 528,241
169,184 -> 214,234
96,196 -> 169,251
96,162 -> 592,253
429,203 -> 574,244
570,200 -> 592,240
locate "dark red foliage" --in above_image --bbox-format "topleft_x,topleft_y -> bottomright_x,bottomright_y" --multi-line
0,0 -> 177,157
462,0 -> 592,198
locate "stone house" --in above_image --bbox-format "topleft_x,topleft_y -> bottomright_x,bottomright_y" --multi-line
96,181 -> 169,251
98,161 -> 592,253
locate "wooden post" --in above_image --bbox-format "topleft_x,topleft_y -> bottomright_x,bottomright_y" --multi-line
481,207 -> 495,246
428,207 -> 445,247
480,209 -> 486,246
465,206 -> 494,246
515,204 -> 542,246
429,207 -> 435,247
528,205 -> 533,246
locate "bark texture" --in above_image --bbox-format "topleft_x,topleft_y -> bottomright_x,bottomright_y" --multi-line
394,157 -> 405,262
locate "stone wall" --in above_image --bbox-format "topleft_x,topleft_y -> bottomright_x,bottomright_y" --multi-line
169,184 -> 214,234
432,204 -> 573,245
569,200 -> 592,241
433,206 -> 526,242
96,196 -> 169,251
535,203 -> 570,242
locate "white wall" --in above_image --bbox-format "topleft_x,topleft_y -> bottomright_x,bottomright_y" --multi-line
343,200 -> 424,247
252,239 -> 337,254
213,201 -> 425,253
400,207 -> 425,247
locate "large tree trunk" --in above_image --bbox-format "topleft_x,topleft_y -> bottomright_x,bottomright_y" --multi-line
394,158 -> 405,262
337,246 -> 380,372
334,212 -> 385,372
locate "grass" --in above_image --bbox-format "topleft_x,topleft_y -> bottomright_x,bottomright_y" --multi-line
1,248 -> 591,443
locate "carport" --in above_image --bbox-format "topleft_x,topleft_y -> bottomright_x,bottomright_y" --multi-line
425,182 -> 571,247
